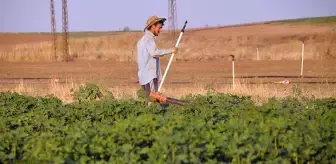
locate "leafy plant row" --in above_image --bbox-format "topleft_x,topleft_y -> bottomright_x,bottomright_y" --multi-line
0,87 -> 336,163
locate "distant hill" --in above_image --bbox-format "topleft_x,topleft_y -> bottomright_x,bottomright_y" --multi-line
1,16 -> 335,35
264,16 -> 336,25
173,16 -> 336,32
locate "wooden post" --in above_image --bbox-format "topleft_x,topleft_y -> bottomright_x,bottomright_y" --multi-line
257,47 -> 259,60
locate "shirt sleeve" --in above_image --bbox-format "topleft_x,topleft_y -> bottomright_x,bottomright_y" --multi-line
145,37 -> 173,57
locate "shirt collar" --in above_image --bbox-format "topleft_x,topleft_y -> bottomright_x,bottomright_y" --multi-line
145,30 -> 155,38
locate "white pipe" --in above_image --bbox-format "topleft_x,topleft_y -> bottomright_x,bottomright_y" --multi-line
230,55 -> 235,90
301,42 -> 304,77
232,61 -> 235,89
158,21 -> 188,92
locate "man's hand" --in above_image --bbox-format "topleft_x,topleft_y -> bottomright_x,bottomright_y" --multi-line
172,47 -> 178,54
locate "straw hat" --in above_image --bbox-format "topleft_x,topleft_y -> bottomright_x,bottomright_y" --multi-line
144,16 -> 166,31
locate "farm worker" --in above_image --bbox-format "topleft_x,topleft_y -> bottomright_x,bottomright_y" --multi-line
136,16 -> 178,97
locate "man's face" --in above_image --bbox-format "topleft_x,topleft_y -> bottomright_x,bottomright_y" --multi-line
151,23 -> 163,36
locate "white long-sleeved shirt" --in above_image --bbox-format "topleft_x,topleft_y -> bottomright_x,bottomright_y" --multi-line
136,30 -> 173,85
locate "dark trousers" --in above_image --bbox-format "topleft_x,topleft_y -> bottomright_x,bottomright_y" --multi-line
141,78 -> 158,96
141,78 -> 169,108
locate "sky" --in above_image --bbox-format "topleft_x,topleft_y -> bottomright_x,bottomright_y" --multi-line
0,0 -> 335,32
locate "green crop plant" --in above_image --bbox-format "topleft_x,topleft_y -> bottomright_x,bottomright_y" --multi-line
71,83 -> 114,103
0,91 -> 335,163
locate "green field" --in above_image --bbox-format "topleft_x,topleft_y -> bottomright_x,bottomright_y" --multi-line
267,16 -> 336,25
1,84 -> 336,163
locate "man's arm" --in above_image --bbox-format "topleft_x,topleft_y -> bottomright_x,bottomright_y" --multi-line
146,38 -> 173,57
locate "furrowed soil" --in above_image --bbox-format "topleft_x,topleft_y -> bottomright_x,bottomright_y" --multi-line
0,59 -> 335,88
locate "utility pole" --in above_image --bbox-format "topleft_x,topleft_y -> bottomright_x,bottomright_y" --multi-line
168,0 -> 178,40
62,0 -> 70,61
50,0 -> 57,60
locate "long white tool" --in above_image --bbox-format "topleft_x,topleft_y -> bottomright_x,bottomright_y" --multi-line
158,20 -> 188,92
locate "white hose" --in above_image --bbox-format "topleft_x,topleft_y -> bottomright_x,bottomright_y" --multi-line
158,21 -> 188,92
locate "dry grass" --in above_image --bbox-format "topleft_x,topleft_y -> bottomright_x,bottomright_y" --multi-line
47,77 -> 79,102
1,24 -> 335,62
3,78 -> 81,103
159,80 -> 336,105
2,78 -> 335,105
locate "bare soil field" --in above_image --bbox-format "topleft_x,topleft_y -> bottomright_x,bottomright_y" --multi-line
1,17 -> 335,102
0,33 -> 53,48
0,59 -> 335,83
0,59 -> 335,103
1,21 -> 335,62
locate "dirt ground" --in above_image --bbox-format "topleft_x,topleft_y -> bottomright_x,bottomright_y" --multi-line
0,33 -> 53,48
0,21 -> 335,99
0,60 -> 335,88
1,23 -> 335,61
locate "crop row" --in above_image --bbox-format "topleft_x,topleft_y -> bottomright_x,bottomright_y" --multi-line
0,91 -> 336,163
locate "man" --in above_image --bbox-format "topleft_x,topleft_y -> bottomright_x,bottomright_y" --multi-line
136,16 -> 178,98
